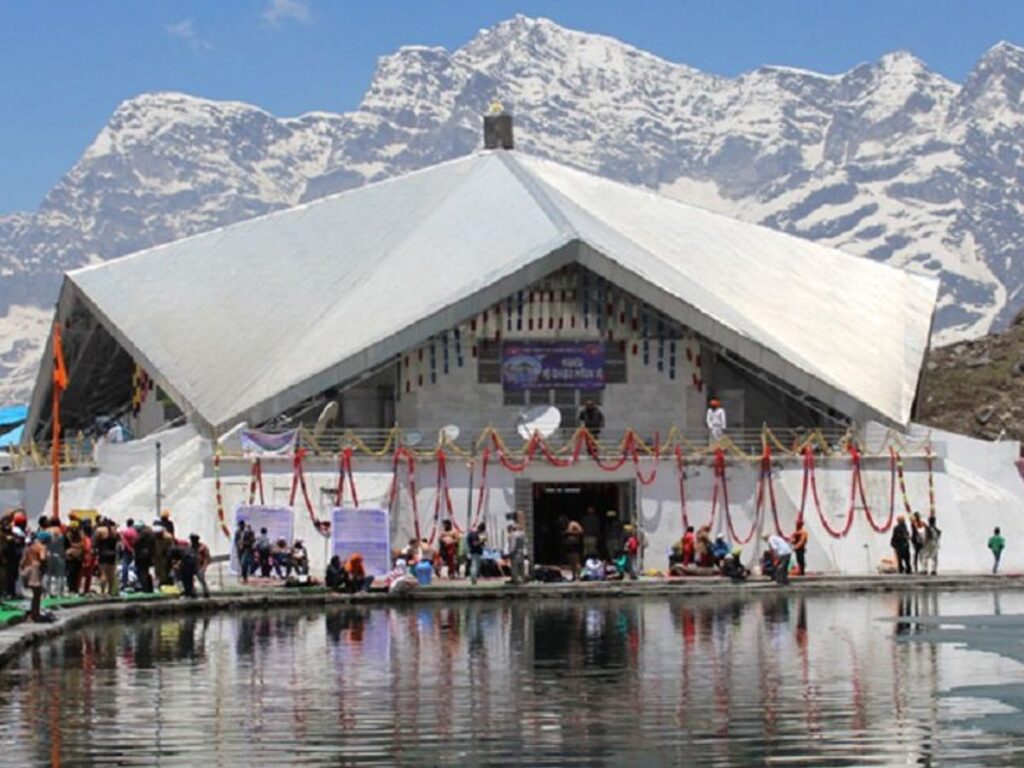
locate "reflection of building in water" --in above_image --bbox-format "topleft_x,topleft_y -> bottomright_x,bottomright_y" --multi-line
3,597 -> 1024,763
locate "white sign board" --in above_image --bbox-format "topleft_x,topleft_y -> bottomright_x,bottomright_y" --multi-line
330,507 -> 390,577
230,505 -> 295,574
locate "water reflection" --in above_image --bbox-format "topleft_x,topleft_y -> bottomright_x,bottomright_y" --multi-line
0,591 -> 1022,766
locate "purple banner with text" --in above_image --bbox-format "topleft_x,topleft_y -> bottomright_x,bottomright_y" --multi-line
502,341 -> 605,390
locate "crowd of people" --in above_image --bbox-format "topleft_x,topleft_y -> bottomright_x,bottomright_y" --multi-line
888,513 -> 941,575
232,522 -> 310,583
1,508 -> 213,622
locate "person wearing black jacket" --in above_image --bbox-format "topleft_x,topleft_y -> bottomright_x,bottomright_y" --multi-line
133,522 -> 155,592
890,516 -> 912,575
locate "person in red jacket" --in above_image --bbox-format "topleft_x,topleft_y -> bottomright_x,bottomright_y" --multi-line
624,525 -> 640,580
681,526 -> 696,566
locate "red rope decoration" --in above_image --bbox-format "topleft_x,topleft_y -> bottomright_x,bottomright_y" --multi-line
754,444 -> 785,536
721,448 -> 760,545
247,457 -> 265,506
428,449 -> 456,544
585,430 -> 632,471
631,432 -> 660,486
388,448 -> 421,540
289,448 -> 330,537
853,444 -> 894,534
675,445 -> 690,530
495,433 -> 539,473
335,447 -> 359,508
709,448 -> 729,534
212,453 -> 232,540
471,448 -> 490,530
926,443 -> 937,518
805,447 -> 854,538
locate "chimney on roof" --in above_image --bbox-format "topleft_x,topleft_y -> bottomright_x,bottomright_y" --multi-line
483,100 -> 513,150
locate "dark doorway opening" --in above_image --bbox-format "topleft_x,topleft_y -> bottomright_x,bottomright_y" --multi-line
531,482 -> 632,565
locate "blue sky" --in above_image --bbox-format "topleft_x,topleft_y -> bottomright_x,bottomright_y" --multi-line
1,0 -> 1022,214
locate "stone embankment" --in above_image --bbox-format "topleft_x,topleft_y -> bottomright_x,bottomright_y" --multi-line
1,574 -> 1021,668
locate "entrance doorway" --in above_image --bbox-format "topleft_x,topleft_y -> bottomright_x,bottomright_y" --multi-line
531,482 -> 633,565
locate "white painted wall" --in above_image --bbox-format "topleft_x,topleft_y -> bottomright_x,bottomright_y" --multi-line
4,424 -> 1022,577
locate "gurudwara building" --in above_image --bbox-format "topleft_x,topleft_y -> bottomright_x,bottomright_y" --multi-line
6,116 -> 1022,576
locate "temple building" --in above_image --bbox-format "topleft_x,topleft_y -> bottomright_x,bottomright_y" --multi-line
7,116 -> 1020,575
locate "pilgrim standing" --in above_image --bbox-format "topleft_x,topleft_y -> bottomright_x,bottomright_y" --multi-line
706,398 -> 727,444
988,527 -> 1006,574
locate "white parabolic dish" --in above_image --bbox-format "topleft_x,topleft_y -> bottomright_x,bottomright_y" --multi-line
517,405 -> 562,440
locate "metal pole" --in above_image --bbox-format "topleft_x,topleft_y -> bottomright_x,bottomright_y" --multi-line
155,440 -> 162,518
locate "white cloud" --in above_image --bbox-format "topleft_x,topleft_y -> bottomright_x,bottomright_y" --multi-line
261,0 -> 311,26
165,19 -> 212,51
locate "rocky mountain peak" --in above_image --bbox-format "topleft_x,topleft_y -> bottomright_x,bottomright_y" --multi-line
1,17 -> 1024,405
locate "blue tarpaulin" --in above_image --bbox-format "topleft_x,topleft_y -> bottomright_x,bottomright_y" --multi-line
0,405 -> 26,427
0,425 -> 22,447
0,405 -> 27,447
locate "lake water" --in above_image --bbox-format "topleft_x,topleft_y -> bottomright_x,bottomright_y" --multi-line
1,590 -> 1023,766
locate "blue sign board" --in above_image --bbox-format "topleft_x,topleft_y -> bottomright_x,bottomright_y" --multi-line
330,507 -> 391,577
502,341 -> 605,390
230,505 -> 294,574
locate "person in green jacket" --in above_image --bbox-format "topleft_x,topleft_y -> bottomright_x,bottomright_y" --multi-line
988,527 -> 1006,574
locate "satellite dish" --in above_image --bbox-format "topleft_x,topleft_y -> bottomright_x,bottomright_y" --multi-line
402,431 -> 423,448
312,401 -> 339,441
516,405 -> 561,441
439,424 -> 460,444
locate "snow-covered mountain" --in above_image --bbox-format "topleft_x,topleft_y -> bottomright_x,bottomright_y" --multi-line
3,15 -> 1024,404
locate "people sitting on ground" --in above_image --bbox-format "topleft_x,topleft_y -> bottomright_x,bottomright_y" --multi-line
695,525 -> 714,567
710,534 -> 731,567
721,546 -> 748,582
291,540 -> 309,576
325,555 -> 345,590
272,537 -> 292,578
668,541 -> 684,570
386,559 -> 418,595
344,553 -> 372,593
401,538 -> 421,565
682,525 -> 696,566
581,555 -> 605,581
419,538 -> 438,573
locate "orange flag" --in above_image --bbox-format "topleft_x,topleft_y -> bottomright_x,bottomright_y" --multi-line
53,323 -> 68,393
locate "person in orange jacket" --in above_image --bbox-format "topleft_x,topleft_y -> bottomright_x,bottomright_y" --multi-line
790,520 -> 809,575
